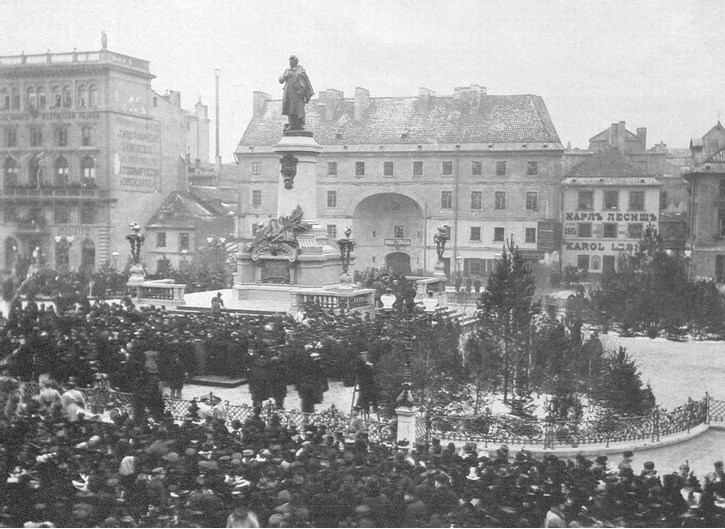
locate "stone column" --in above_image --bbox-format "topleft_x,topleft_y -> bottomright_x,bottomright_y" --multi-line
273,133 -> 323,225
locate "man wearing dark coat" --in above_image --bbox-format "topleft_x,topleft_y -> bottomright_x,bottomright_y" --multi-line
279,55 -> 314,131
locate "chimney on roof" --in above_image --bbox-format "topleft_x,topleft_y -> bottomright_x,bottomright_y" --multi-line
253,91 -> 271,117
617,121 -> 626,152
419,87 -> 435,105
354,87 -> 370,121
164,90 -> 182,108
636,127 -> 647,149
319,89 -> 343,120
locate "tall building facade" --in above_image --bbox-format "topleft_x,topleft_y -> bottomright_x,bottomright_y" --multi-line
235,86 -> 564,279
684,121 -> 725,282
0,47 -> 192,275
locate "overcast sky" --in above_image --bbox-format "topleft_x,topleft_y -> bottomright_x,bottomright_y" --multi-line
2,0 -> 724,161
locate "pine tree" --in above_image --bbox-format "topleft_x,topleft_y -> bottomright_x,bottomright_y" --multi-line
592,346 -> 655,416
476,237 -> 536,403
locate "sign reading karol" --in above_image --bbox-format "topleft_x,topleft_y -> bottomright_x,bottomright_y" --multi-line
112,115 -> 160,190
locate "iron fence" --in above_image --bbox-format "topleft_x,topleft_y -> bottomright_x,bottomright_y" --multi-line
421,395 -> 712,449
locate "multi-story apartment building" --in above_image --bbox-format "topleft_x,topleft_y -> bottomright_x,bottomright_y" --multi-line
0,46 -> 195,275
561,147 -> 661,277
235,85 -> 564,279
683,121 -> 725,282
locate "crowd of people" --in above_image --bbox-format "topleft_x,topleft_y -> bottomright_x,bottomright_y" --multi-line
3,388 -> 725,527
2,296 -> 725,526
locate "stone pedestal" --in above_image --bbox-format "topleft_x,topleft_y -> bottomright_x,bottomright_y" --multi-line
395,406 -> 418,447
432,261 -> 447,278
127,264 -> 146,285
232,132 -> 374,313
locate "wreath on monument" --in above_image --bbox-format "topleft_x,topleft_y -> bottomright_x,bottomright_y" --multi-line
249,206 -> 312,262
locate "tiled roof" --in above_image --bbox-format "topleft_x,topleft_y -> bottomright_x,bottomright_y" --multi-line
146,191 -> 219,229
188,186 -> 238,217
568,146 -> 647,178
237,93 -> 562,148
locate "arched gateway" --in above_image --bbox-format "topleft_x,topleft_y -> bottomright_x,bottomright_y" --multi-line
351,193 -> 425,274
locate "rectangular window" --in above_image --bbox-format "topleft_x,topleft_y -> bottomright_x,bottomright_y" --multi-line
471,161 -> 482,177
156,232 -> 167,248
441,161 -> 453,176
720,179 -> 725,197
251,162 -> 261,175
578,223 -> 592,238
577,255 -> 590,270
471,191 -> 482,210
251,222 -> 260,237
578,190 -> 593,210
80,207 -> 95,224
179,233 -> 190,251
54,208 -> 69,224
327,161 -> 337,176
4,206 -> 16,222
327,190 -> 337,208
495,191 -> 506,210
493,227 -> 505,242
252,190 -> 262,209
441,191 -> 452,209
4,128 -> 17,148
355,161 -> 365,177
495,161 -> 507,176
527,161 -> 538,175
55,127 -> 68,147
719,208 -> 725,237
413,161 -> 423,177
717,255 -> 725,283
603,223 -> 618,238
525,191 -> 538,211
525,227 -> 536,243
327,224 -> 337,239
29,127 -> 42,147
604,190 -> 619,210
81,126 -> 92,146
629,191 -> 645,211
628,223 -> 644,239
470,227 -> 481,241
383,161 -> 394,177
394,225 -> 404,238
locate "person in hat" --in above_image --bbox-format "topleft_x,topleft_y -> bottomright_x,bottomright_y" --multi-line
618,450 -> 634,473
60,377 -> 86,422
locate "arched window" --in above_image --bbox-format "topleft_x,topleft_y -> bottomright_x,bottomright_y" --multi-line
26,86 -> 36,109
88,84 -> 97,107
10,87 -> 20,110
4,237 -> 18,271
28,157 -> 41,187
55,238 -> 70,271
51,85 -> 61,108
0,88 -> 8,110
81,156 -> 96,186
80,239 -> 95,273
54,156 -> 69,187
77,84 -> 87,107
37,85 -> 46,108
4,157 -> 18,186
61,85 -> 71,108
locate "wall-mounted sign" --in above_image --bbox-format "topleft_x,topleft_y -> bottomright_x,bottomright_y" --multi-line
565,241 -> 639,253
565,211 -> 657,222
384,238 -> 411,246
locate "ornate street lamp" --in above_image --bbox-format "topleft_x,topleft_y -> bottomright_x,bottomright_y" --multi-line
336,226 -> 355,288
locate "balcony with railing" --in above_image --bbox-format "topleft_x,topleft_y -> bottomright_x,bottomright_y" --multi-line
1,183 -> 110,201
0,50 -> 151,74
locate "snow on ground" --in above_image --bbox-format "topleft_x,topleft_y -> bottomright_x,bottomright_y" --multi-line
596,333 -> 725,409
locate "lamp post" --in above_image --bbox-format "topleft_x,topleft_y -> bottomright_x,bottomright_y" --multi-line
336,226 -> 355,289
214,68 -> 221,166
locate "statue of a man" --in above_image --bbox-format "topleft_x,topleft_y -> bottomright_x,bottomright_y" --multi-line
279,55 -> 314,131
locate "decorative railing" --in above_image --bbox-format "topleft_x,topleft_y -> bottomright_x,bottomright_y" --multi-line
423,396 -> 711,449
0,50 -> 150,73
292,288 -> 374,312
130,279 -> 186,306
2,185 -> 105,199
